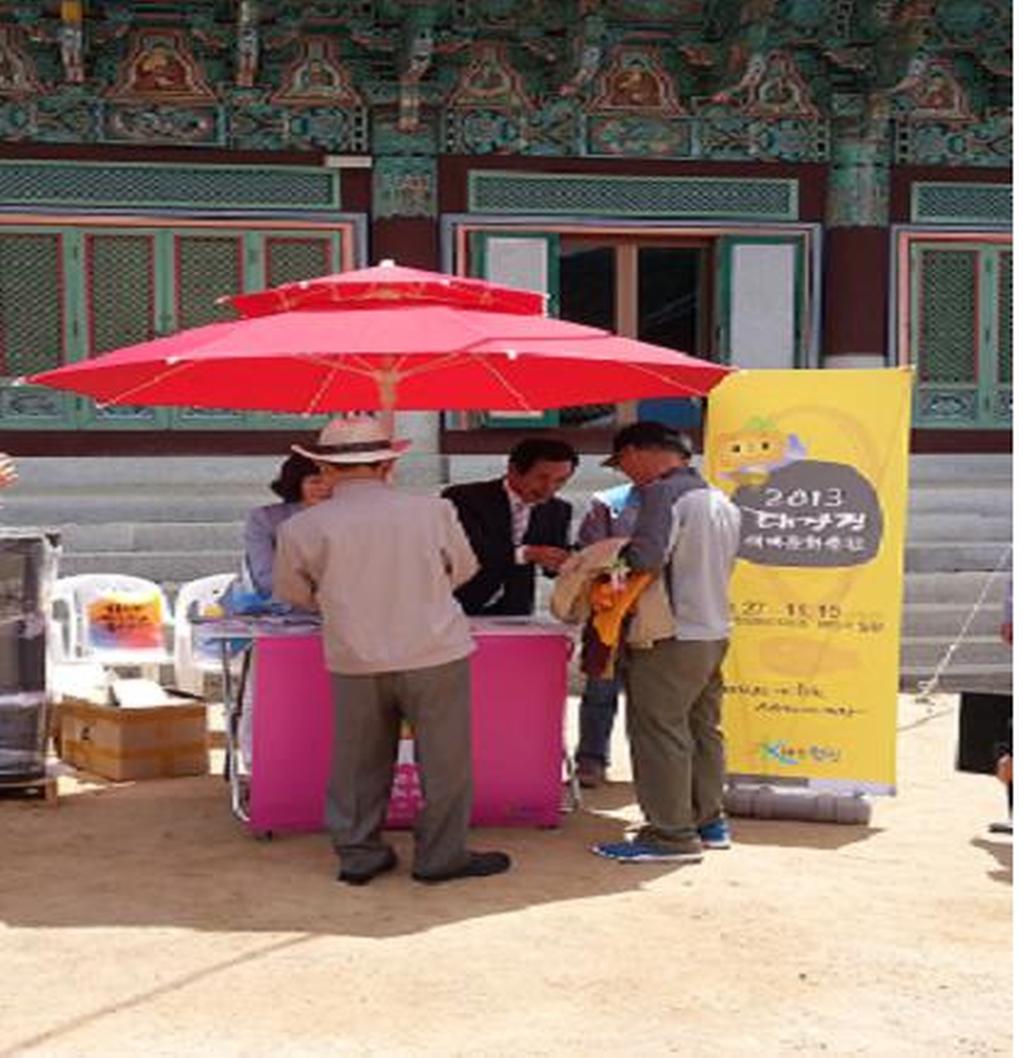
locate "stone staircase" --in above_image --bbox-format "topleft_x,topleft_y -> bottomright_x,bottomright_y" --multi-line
900,455 -> 1012,693
0,452 -> 1011,691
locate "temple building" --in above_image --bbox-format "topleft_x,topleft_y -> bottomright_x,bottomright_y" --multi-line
0,0 -> 1011,455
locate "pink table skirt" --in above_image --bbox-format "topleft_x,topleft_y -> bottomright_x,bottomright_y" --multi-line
249,625 -> 571,833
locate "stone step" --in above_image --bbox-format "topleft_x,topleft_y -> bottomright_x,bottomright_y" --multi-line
12,493 -> 1012,534
7,452 -> 1010,496
904,454 -> 1012,483
901,603 -> 1004,638
0,494 -> 260,526
906,512 -> 1012,542
10,455 -> 282,491
908,486 -> 1012,516
60,549 -> 240,583
60,522 -> 247,553
900,636 -> 1010,670
5,454 -> 1010,505
903,571 -> 1011,605
904,542 -> 1013,573
900,664 -> 1012,694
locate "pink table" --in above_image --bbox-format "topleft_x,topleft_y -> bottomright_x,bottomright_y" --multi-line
248,621 -> 571,834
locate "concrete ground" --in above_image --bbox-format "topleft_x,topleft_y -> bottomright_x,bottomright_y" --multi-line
0,693 -> 1013,1058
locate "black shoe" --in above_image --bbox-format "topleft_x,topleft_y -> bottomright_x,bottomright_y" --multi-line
337,848 -> 398,886
576,758 -> 607,789
412,851 -> 511,884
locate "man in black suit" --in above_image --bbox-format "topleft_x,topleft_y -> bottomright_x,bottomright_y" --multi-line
443,438 -> 578,616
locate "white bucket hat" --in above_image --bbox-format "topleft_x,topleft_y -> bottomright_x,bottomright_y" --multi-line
291,416 -> 411,464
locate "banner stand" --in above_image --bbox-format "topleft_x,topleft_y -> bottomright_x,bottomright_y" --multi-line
707,368 -> 913,807
724,780 -> 872,825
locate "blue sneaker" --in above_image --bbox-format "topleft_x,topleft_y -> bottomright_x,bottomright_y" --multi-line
591,839 -> 703,864
698,818 -> 732,849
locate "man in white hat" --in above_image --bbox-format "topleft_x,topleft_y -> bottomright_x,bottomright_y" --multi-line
273,416 -> 512,885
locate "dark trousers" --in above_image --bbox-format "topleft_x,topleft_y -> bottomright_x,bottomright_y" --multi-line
327,657 -> 473,877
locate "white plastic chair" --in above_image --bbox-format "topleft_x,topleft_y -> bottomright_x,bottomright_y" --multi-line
50,573 -> 173,682
172,573 -> 236,695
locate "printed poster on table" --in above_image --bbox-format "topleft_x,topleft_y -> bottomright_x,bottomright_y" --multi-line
705,368 -> 912,793
85,589 -> 165,652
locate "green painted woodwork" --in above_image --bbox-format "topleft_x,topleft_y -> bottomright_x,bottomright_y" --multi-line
996,251 -> 1012,388
77,229 -> 169,430
714,234 -> 808,368
826,120 -> 889,229
0,227 -> 76,427
0,2 -> 1012,439
468,171 -> 799,221
265,235 -> 337,289
911,182 -> 1013,225
0,160 -> 342,212
910,241 -> 1011,429
0,220 -> 346,431
470,229 -> 559,428
0,232 -> 65,378
0,3 -> 1010,174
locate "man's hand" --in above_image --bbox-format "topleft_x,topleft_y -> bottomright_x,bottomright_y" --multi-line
523,545 -> 570,572
0,453 -> 16,490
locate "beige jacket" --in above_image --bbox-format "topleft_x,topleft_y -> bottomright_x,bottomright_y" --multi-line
549,537 -> 675,648
273,480 -> 479,675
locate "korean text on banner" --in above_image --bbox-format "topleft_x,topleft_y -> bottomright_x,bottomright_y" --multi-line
706,368 -> 912,794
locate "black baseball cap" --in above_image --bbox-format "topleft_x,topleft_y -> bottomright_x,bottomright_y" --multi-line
602,420 -> 694,467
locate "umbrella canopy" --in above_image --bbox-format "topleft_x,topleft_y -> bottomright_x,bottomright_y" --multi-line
27,261 -> 732,413
229,261 -> 547,318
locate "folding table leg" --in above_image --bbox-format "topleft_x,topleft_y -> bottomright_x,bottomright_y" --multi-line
222,643 -> 252,823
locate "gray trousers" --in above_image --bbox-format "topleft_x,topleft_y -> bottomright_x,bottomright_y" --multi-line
327,656 -> 473,877
624,638 -> 729,848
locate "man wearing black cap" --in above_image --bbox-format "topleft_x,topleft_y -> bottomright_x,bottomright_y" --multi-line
591,421 -> 741,866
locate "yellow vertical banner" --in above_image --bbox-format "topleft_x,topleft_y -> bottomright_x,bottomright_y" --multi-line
706,368 -> 912,793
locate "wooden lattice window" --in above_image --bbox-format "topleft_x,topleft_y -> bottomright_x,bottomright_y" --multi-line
917,248 -> 979,384
0,232 -> 65,377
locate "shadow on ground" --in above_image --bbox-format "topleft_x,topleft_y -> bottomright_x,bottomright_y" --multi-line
970,836 -> 1013,885
582,781 -> 882,851
1,773 -> 683,940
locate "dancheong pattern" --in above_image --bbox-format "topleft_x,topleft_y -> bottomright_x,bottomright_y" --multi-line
0,1 -> 1011,218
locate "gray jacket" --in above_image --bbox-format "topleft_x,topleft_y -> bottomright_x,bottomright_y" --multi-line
625,466 -> 741,641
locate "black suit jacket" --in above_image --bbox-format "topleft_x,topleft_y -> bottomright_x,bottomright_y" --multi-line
442,478 -> 572,616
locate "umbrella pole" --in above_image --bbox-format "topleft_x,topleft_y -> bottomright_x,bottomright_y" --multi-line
376,365 -> 398,439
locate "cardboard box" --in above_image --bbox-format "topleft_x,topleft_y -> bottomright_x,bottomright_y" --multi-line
58,695 -> 209,781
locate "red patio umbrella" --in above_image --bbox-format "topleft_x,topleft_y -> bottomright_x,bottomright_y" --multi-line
229,262 -> 547,318
26,261 -> 732,414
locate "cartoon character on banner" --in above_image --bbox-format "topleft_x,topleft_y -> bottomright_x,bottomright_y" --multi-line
715,416 -> 882,571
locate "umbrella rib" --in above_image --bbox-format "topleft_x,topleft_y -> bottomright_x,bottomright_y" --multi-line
292,354 -> 379,378
297,351 -> 472,383
624,362 -> 710,397
99,359 -> 197,405
392,352 -> 470,380
303,363 -> 341,416
466,353 -> 534,411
